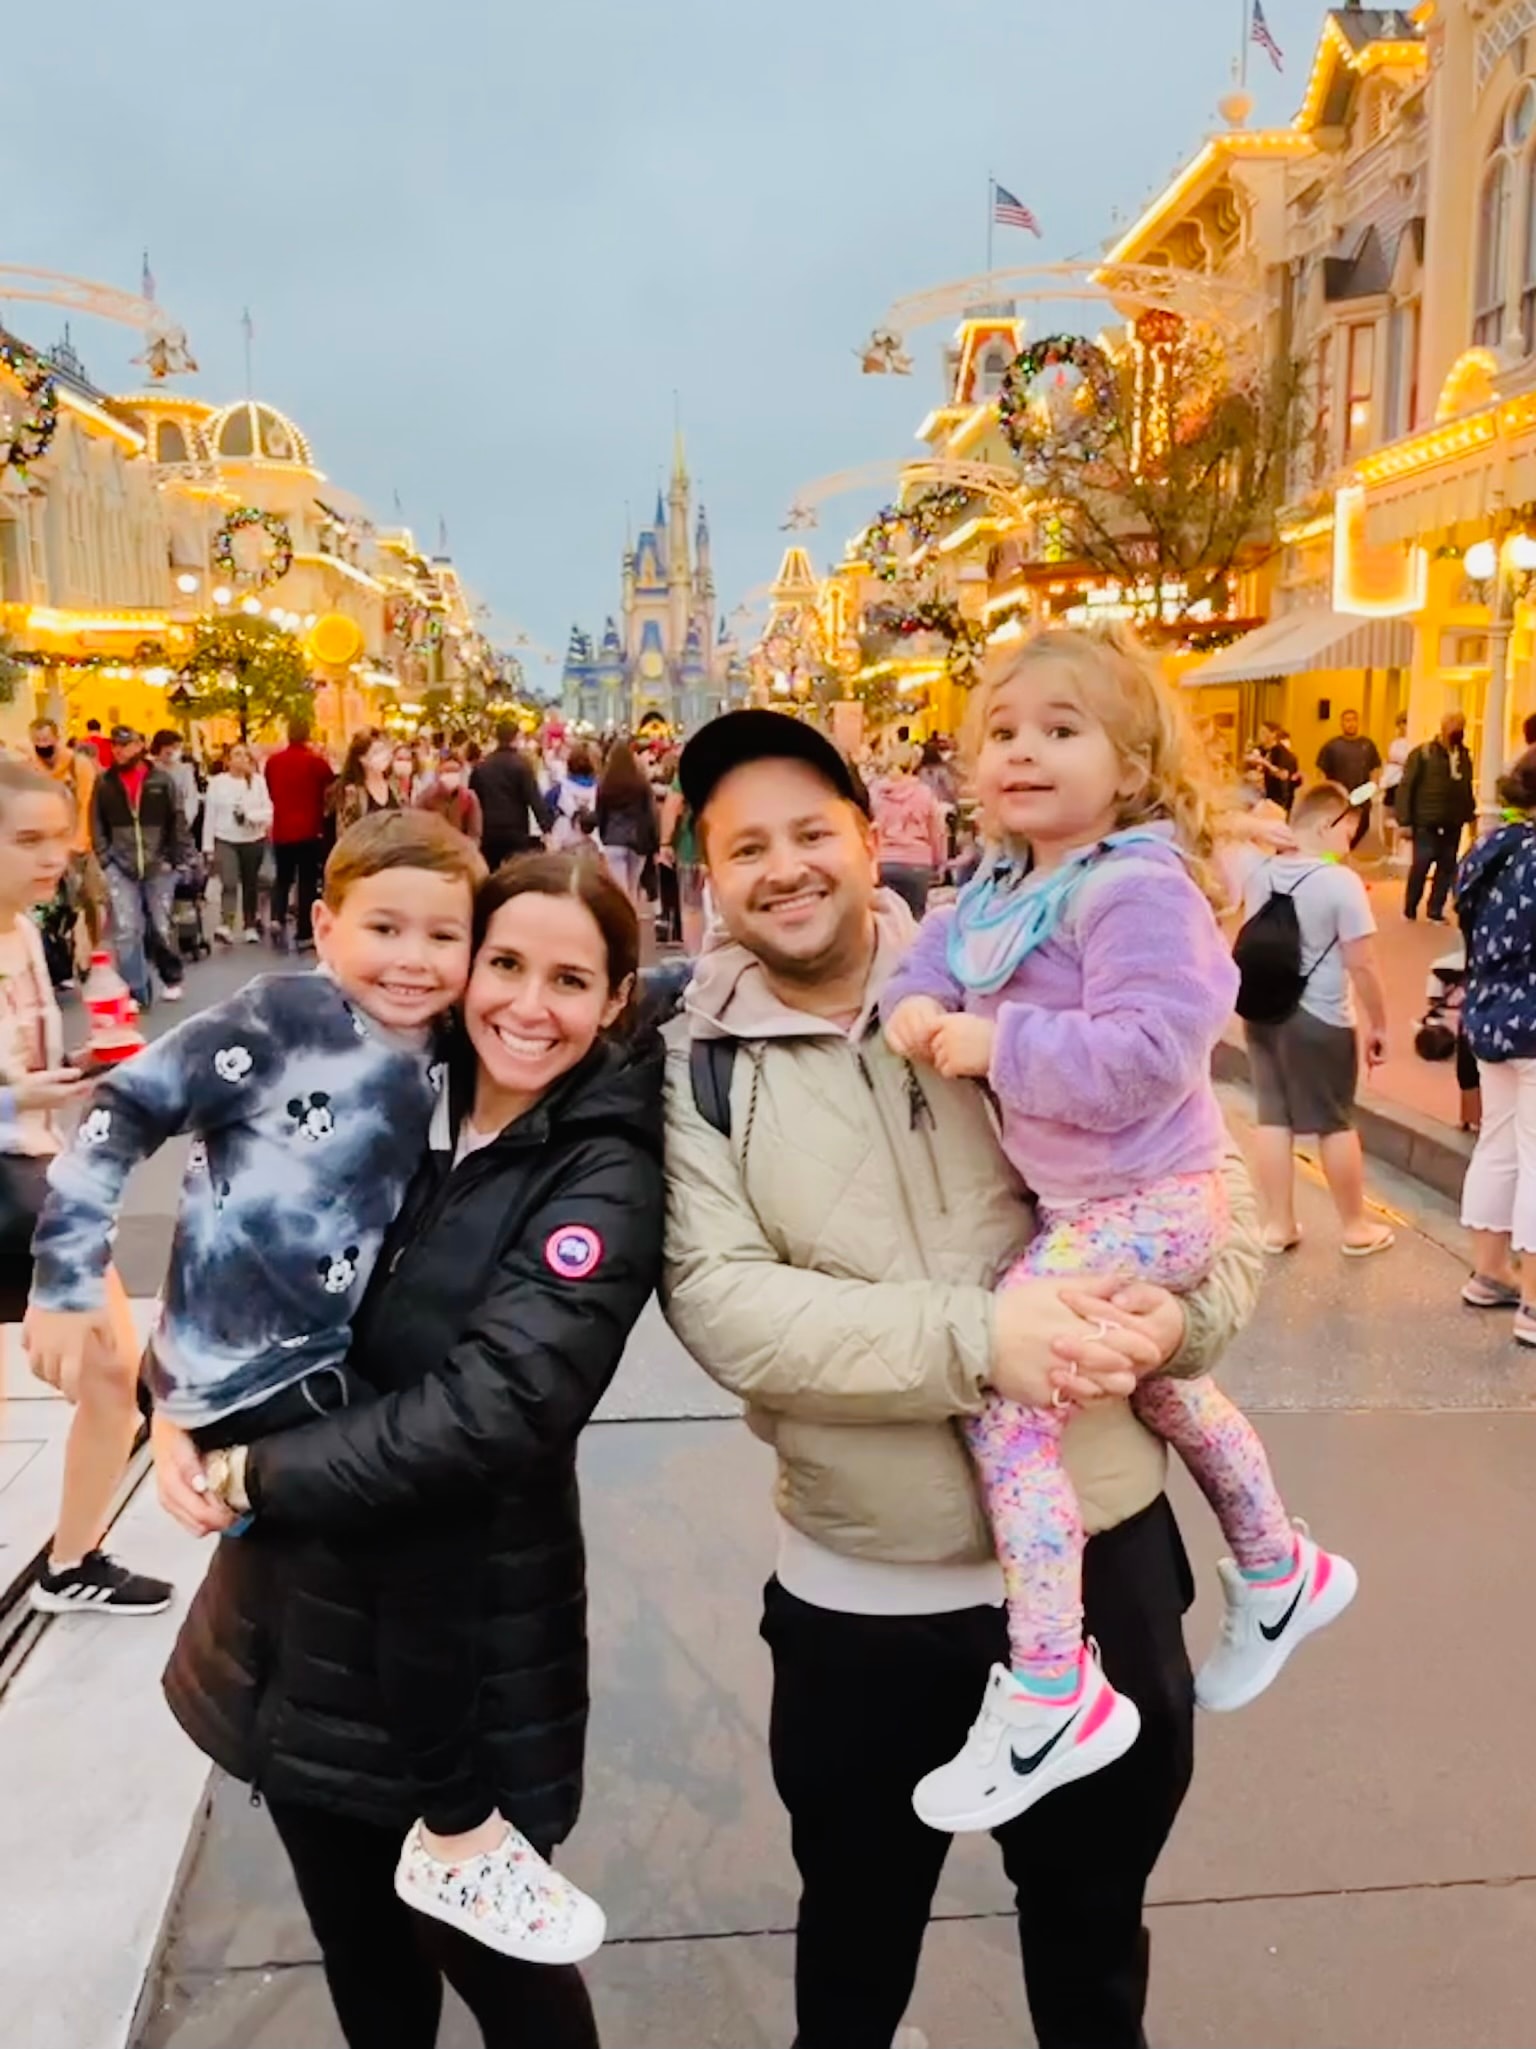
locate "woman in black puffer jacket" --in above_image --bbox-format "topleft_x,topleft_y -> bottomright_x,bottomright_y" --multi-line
155,854 -> 664,2049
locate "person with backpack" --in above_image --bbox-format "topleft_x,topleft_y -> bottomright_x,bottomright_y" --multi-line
1234,781 -> 1392,1258
661,704 -> 1268,2049
546,744 -> 600,853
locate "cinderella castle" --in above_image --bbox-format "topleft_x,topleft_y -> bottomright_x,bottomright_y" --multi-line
560,438 -> 728,733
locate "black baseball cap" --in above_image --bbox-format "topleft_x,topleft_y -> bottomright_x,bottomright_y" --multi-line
679,710 -> 870,819
110,725 -> 142,745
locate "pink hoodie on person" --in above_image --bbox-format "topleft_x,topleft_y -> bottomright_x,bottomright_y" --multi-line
871,774 -> 946,869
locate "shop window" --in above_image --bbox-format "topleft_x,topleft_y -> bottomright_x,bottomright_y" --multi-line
0,519 -> 25,602
976,346 -> 1011,398
1522,149 -> 1536,355
1344,323 -> 1375,455
1384,300 -> 1421,436
1311,333 -> 1334,483
1476,155 -> 1512,346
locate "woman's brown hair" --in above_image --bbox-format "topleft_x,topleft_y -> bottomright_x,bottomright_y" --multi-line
597,739 -> 650,808
472,850 -> 640,1034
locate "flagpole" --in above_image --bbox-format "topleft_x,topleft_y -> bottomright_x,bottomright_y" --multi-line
1239,0 -> 1251,91
987,171 -> 995,276
241,308 -> 254,395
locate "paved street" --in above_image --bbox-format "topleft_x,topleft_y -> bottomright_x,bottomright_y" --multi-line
111,1030 -> 1536,2046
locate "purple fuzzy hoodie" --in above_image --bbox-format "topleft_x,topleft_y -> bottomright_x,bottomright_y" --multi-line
881,830 -> 1236,1207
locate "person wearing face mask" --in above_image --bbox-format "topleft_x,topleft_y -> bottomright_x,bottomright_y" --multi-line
416,753 -> 484,845
332,730 -> 402,837
392,745 -> 420,806
30,717 -> 105,956
1400,712 -> 1476,923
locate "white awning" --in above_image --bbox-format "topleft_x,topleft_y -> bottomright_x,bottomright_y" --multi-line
1184,609 -> 1416,687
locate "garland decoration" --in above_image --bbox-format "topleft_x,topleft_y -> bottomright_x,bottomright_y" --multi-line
856,486 -> 984,582
997,335 -> 1117,465
864,597 -> 985,684
212,506 -> 293,590
392,600 -> 444,653
0,337 -> 60,475
857,503 -> 908,582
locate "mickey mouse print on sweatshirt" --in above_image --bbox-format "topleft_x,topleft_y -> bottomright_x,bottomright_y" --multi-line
31,973 -> 444,1428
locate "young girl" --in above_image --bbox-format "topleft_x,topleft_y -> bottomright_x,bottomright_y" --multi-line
883,626 -> 1357,1833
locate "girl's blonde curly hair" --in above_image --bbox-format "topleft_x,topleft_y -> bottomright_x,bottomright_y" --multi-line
962,622 -> 1223,904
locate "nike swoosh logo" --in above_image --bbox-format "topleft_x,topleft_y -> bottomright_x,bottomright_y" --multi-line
1259,1578 -> 1308,1642
1011,1707 -> 1082,1776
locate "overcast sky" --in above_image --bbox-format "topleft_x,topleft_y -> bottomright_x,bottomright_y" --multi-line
14,1 -> 1303,685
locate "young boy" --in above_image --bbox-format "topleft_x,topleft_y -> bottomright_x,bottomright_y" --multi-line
0,761 -> 159,1617
26,811 -> 483,1440
1238,781 -> 1394,1257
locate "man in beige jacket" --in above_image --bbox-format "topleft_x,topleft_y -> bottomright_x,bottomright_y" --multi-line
662,711 -> 1262,2049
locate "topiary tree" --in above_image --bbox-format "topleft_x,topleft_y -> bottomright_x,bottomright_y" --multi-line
179,614 -> 313,739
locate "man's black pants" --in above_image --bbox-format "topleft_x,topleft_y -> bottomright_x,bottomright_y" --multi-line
763,1494 -> 1195,2049
1405,824 -> 1463,919
270,837 -> 325,942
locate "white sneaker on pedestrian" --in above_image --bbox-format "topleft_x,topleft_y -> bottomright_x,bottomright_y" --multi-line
242,927 -> 260,945
213,926 -> 233,947
160,983 -> 185,1003
912,1646 -> 1140,1834
1195,1524 -> 1357,1713
394,1819 -> 605,1964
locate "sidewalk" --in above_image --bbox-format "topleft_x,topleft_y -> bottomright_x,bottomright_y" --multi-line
135,1126 -> 1536,2049
1218,863 -> 1477,1202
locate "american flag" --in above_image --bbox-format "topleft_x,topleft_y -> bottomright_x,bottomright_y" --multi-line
994,184 -> 1042,237
1251,0 -> 1284,71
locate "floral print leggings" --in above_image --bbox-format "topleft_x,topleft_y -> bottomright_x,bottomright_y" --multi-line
968,1169 -> 1295,1677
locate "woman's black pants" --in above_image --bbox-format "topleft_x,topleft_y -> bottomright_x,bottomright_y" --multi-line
268,1798 -> 600,2049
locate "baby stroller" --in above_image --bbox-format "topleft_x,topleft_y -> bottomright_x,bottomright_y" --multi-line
1415,943 -> 1481,1131
173,856 -> 212,963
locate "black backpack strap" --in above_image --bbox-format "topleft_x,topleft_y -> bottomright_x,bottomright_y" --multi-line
690,1037 -> 738,1139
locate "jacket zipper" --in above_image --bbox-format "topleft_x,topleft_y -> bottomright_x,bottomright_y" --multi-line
902,1061 -> 948,1217
854,1045 -> 934,1260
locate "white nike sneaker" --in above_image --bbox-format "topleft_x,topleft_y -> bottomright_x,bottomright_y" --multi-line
1195,1524 -> 1358,1714
912,1646 -> 1141,1833
394,1819 -> 605,1964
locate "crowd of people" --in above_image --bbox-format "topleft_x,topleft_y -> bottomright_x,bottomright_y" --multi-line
1,635 -> 1532,2048
12,714 -> 722,1010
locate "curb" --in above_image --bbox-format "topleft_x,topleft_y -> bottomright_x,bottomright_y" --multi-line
1213,1036 -> 1474,1203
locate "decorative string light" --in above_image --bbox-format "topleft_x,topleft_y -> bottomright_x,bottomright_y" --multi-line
0,335 -> 60,475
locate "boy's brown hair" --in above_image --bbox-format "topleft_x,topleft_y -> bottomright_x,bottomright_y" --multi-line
323,809 -> 487,910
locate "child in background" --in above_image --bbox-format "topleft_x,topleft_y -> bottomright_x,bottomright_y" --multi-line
0,761 -> 162,1618
884,626 -> 1356,1833
26,812 -> 605,1963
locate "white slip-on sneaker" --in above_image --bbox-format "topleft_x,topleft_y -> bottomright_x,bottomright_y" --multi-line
1195,1524 -> 1358,1713
912,1646 -> 1140,1833
394,1819 -> 605,1964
